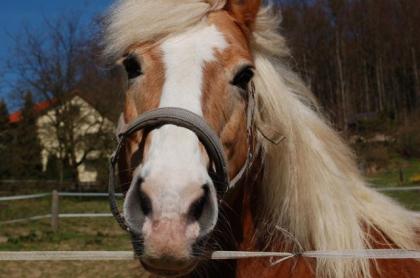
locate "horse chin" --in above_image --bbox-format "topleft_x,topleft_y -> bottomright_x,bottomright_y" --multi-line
140,258 -> 198,277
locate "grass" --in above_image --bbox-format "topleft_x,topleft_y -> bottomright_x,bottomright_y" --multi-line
0,197 -> 122,222
368,159 -> 420,186
0,197 -> 129,252
0,197 -> 150,277
0,218 -> 129,251
366,158 -> 420,211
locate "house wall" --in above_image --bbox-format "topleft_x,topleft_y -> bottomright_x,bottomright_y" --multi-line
37,96 -> 115,183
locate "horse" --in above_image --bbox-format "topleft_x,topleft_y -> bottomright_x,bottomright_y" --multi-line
103,0 -> 420,277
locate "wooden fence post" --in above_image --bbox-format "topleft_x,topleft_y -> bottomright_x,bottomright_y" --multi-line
51,190 -> 59,232
399,168 -> 405,185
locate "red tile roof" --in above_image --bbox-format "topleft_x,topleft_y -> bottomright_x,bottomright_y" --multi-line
9,99 -> 57,123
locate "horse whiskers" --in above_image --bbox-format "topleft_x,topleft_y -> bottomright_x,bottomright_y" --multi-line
214,211 -> 235,237
192,262 -> 210,278
194,256 -> 228,278
115,181 -> 131,188
116,165 -> 138,174
219,199 -> 240,217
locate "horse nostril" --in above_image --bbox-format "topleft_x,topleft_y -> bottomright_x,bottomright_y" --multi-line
188,184 -> 210,221
138,189 -> 153,216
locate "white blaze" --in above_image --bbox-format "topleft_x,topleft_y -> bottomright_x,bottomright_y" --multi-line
160,24 -> 227,115
140,24 -> 227,221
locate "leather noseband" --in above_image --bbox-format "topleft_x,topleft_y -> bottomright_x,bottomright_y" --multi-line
109,107 -> 230,236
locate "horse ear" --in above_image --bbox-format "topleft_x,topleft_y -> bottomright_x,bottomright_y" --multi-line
225,0 -> 261,28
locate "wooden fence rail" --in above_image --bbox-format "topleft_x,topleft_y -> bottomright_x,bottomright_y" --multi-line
0,190 -> 121,230
0,187 -> 418,230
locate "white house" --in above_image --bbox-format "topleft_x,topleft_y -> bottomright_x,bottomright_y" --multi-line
10,94 -> 115,183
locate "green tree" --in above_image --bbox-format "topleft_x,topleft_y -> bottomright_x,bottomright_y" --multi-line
10,92 -> 43,178
0,100 -> 12,178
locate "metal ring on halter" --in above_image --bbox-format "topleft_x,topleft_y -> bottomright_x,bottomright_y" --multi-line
108,107 -> 231,234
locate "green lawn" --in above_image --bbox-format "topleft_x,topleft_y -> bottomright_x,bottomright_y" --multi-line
0,197 -> 125,222
368,159 -> 420,186
0,197 -> 129,251
366,159 -> 420,211
0,197 -> 150,277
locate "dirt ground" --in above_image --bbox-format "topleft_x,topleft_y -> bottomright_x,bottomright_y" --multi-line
0,261 -> 152,278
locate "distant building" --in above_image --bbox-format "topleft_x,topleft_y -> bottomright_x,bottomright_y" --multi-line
9,94 -> 115,183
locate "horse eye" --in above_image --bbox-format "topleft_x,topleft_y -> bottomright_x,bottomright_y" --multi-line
123,55 -> 143,80
232,66 -> 254,90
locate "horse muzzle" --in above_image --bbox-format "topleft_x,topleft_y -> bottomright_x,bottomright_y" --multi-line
109,108 -> 230,259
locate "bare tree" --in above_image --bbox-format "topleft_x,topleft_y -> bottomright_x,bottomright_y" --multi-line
279,0 -> 420,128
7,14 -> 115,188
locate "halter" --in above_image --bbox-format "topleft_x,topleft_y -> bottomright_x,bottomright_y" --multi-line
108,89 -> 258,256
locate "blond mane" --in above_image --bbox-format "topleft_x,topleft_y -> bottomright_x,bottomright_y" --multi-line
105,1 -> 420,277
104,0 -> 225,59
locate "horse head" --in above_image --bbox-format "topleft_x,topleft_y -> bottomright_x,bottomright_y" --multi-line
106,0 -> 261,276
105,1 -> 420,277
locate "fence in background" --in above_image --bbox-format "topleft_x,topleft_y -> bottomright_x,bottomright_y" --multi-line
0,186 -> 419,230
375,186 -> 420,192
0,180 -> 106,195
0,190 -> 123,231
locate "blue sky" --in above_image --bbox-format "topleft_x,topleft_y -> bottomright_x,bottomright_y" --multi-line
0,0 -> 114,111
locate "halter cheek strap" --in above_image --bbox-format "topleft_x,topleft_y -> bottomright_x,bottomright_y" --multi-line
230,84 -> 260,187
